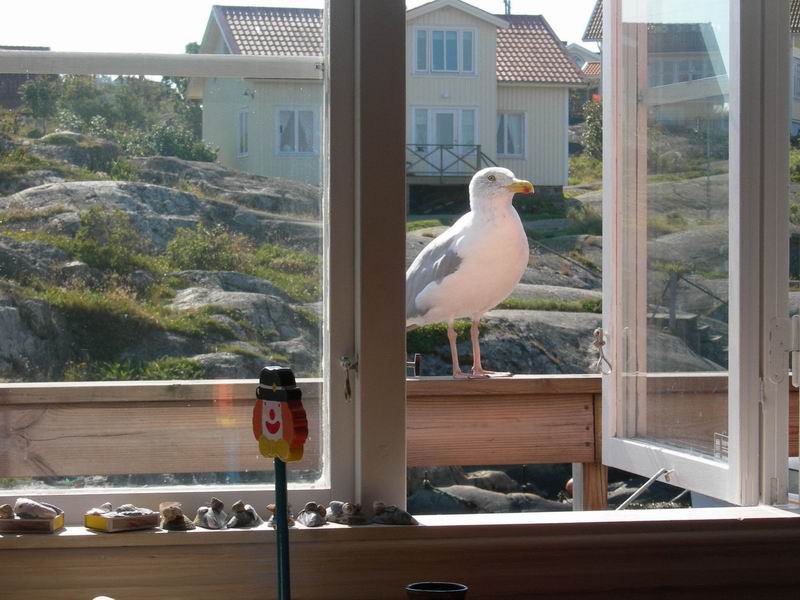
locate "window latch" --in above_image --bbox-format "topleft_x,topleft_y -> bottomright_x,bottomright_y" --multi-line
791,316 -> 800,388
340,355 -> 358,402
593,328 -> 612,374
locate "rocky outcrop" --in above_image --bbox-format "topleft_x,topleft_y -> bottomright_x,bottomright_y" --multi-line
128,156 -> 320,217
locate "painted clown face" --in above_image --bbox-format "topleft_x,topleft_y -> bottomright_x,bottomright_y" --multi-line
261,400 -> 283,440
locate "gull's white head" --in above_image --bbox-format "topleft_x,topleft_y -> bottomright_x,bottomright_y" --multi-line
468,167 -> 534,211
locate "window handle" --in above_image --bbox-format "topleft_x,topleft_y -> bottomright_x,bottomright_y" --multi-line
340,355 -> 358,402
593,328 -> 612,374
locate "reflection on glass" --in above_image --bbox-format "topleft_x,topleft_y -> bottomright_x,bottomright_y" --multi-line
619,0 -> 730,460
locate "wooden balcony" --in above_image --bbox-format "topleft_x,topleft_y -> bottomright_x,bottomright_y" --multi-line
405,144 -> 497,184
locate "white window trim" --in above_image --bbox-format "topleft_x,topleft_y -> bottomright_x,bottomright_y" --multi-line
793,59 -> 800,100
412,26 -> 477,76
496,111 -> 527,159
601,0 -> 790,506
237,108 -> 249,157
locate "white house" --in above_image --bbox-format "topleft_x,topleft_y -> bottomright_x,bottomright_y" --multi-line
192,0 -> 583,192
584,0 -> 800,135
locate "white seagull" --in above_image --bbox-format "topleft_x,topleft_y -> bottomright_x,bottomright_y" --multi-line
406,167 -> 534,378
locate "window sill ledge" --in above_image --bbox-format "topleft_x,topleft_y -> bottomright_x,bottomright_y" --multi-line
2,505 -> 797,551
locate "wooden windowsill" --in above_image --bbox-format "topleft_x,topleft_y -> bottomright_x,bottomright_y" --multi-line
1,505 -> 797,551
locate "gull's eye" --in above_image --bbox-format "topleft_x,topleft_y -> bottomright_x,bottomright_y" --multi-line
487,174 -> 496,182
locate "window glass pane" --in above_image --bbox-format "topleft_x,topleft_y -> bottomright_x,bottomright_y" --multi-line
279,109 -> 296,152
462,31 -> 473,72
432,30 -> 445,71
619,0 -> 730,459
445,31 -> 458,71
0,13 -> 326,491
415,108 -> 428,145
461,109 -> 475,145
298,109 -> 314,153
496,113 -> 505,153
507,113 -> 523,155
416,30 -> 428,71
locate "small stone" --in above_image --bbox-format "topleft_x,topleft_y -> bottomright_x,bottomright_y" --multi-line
371,501 -> 418,526
266,503 -> 295,529
0,504 -> 13,519
159,502 -> 195,531
116,504 -> 137,513
14,498 -> 58,520
326,501 -> 366,526
194,498 -> 228,530
85,502 -> 113,516
296,502 -> 327,527
226,500 -> 263,528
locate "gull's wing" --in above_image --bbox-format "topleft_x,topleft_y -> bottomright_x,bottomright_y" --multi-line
406,215 -> 471,325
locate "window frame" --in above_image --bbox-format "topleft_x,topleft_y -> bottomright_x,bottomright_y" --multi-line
794,58 -> 800,100
275,105 -> 320,157
601,0 -> 790,506
0,3 -> 365,522
412,26 -> 477,76
496,111 -> 527,158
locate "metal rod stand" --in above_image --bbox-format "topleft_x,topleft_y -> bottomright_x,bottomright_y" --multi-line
274,457 -> 291,600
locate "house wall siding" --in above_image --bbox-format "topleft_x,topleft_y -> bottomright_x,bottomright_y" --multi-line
202,77 -> 322,185
497,84 -> 569,186
406,7 -> 498,159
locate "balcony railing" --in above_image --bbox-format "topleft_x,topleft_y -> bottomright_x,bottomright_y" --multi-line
405,144 -> 497,180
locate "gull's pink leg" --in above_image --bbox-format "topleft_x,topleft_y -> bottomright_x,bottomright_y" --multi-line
447,322 -> 468,379
470,317 -> 511,378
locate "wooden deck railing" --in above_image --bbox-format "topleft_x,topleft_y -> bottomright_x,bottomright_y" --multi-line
0,375 -> 797,510
405,144 -> 497,179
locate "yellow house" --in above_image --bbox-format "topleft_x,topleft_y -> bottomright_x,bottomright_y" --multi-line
192,0 -> 584,192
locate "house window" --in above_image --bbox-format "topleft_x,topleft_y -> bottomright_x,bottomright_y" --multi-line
278,108 -> 317,154
237,109 -> 248,156
414,28 -> 476,75
496,112 -> 525,157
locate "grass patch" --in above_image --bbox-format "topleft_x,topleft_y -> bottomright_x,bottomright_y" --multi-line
406,320 -> 486,354
568,154 -> 603,186
648,212 -> 690,237
497,297 -> 602,313
0,147 -> 101,187
0,203 -> 67,224
64,356 -> 205,381
406,218 -> 449,232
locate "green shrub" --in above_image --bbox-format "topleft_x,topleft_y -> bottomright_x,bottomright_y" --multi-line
406,218 -> 448,232
73,206 -> 153,272
124,123 -> 217,162
791,204 -> 800,226
648,211 -> 689,237
166,223 -> 250,271
791,147 -> 800,183
406,320 -> 485,354
64,357 -> 204,381
582,98 -> 602,160
109,160 -> 139,181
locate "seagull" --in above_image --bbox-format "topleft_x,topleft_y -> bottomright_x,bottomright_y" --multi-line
406,167 -> 534,378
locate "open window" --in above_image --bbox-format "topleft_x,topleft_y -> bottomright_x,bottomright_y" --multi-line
602,0 -> 790,505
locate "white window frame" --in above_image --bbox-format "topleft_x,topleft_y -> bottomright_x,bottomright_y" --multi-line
237,108 -> 249,157
601,0 -> 790,506
496,111 -> 526,158
411,105 -> 480,147
412,26 -> 477,76
794,58 -> 800,100
276,106 -> 320,156
0,2 -> 382,523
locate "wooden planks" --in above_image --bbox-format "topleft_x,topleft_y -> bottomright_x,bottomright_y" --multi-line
407,391 -> 595,466
0,382 -> 322,478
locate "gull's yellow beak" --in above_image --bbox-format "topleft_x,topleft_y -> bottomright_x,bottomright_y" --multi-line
505,178 -> 534,195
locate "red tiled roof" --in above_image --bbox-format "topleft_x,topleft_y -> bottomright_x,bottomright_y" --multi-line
584,0 -> 800,42
495,15 -> 585,85
583,61 -> 601,77
212,5 -> 584,85
213,6 -> 322,56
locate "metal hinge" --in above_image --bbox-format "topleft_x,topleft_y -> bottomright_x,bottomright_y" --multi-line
791,315 -> 800,388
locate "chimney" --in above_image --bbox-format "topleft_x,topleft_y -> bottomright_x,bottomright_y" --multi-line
504,0 -> 511,15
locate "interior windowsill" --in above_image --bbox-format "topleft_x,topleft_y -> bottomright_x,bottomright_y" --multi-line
1,505 -> 798,551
